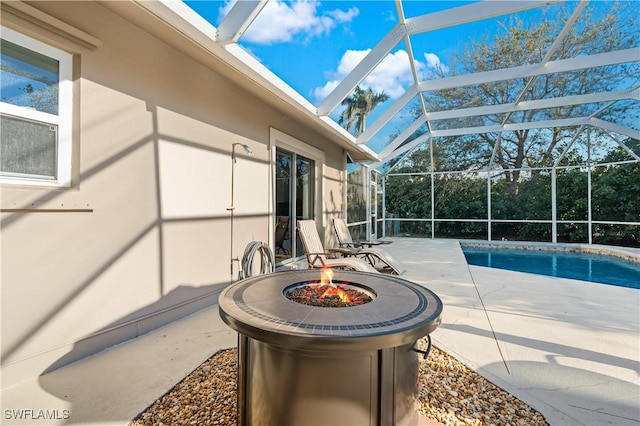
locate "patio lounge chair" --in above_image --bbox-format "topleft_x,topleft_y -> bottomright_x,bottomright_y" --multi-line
297,220 -> 379,273
332,217 -> 393,248
332,218 -> 406,275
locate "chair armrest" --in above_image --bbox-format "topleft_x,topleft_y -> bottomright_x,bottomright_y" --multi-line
356,240 -> 392,246
355,240 -> 379,247
327,247 -> 362,257
338,242 -> 363,249
306,253 -> 330,267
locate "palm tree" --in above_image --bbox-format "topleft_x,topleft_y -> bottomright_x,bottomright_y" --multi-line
338,86 -> 389,137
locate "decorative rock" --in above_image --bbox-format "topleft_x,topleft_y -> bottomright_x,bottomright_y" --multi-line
131,342 -> 548,426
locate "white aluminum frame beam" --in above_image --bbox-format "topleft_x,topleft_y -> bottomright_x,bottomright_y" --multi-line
317,22 -> 406,116
553,125 -> 588,167
589,117 -> 640,141
601,131 -> 640,161
426,117 -> 588,138
362,87 -> 636,146
417,48 -> 639,93
357,86 -> 419,143
432,90 -> 635,121
495,1 -> 587,125
317,0 -> 562,116
372,132 -> 432,169
376,116 -> 591,167
363,48 -> 639,146
377,113 -> 640,167
216,0 -> 267,45
377,116 -> 426,159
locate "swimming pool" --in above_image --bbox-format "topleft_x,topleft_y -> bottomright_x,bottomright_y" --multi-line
462,246 -> 640,289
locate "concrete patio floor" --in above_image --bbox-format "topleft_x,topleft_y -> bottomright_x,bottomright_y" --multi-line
1,238 -> 639,425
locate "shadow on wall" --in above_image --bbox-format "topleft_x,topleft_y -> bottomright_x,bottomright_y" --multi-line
0,98 -> 264,359
40,282 -> 227,375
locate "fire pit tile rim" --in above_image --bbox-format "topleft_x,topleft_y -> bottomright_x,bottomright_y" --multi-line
219,270 -> 443,348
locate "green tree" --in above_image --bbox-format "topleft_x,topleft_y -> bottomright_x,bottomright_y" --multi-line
339,86 -> 389,137
411,2 -> 638,196
556,168 -> 589,243
434,175 -> 487,238
383,3 -> 639,245
591,139 -> 640,246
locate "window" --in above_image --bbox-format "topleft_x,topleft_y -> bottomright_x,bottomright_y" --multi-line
1,27 -> 72,186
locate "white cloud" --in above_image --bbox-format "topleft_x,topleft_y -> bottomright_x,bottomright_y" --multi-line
313,80 -> 340,101
424,52 -> 449,74
363,50 -> 417,98
327,7 -> 360,23
382,9 -> 396,23
335,49 -> 370,76
313,50 -> 451,103
313,49 -> 426,102
219,1 -> 359,45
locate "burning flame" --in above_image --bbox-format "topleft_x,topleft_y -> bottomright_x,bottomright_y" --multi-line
315,268 -> 352,303
320,267 -> 334,285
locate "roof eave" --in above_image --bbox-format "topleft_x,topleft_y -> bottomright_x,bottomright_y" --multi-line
126,0 -> 378,162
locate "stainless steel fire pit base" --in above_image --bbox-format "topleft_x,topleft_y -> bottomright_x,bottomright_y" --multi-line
238,337 -> 419,426
219,270 -> 443,426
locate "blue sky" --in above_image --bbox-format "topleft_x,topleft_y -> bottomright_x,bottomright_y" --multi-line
184,0 -> 488,149
185,1 -> 479,103
183,1 -> 638,152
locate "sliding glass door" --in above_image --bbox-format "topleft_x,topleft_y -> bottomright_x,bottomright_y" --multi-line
274,147 -> 315,261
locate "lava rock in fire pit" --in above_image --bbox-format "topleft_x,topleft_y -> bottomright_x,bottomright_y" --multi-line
285,282 -> 373,307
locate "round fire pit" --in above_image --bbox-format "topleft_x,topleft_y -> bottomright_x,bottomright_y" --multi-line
219,269 -> 443,426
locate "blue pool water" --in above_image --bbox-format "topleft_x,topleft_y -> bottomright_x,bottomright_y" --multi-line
462,247 -> 640,289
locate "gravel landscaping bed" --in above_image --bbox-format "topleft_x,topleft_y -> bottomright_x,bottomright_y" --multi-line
131,341 -> 548,426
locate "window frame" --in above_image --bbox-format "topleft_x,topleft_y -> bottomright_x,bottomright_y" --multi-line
1,26 -> 73,187
269,128 -> 325,263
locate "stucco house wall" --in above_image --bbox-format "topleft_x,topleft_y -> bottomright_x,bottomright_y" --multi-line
1,1 -> 351,388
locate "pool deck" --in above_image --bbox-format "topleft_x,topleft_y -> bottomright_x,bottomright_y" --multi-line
385,238 -> 640,426
2,238 -> 639,425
